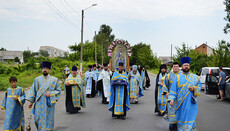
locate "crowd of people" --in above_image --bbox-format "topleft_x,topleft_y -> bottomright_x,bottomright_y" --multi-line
0,57 -> 205,131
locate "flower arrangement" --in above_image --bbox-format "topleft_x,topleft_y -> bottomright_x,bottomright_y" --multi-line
108,40 -> 132,57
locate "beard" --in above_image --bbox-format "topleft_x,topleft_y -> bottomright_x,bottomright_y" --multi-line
104,69 -> 108,71
182,67 -> 189,73
43,71 -> 48,76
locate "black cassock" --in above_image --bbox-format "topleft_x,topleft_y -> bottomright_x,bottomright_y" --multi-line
143,70 -> 151,88
65,85 -> 81,114
96,80 -> 107,104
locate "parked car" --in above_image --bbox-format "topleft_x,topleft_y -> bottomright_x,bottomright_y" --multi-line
205,73 -> 230,99
198,67 -> 230,90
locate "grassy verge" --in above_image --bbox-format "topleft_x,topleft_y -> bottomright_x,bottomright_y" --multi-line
0,64 -> 90,91
148,68 -> 159,75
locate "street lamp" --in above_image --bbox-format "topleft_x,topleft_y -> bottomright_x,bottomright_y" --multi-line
80,4 -> 97,74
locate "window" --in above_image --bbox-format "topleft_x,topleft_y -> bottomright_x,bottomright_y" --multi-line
203,46 -> 206,48
202,69 -> 209,75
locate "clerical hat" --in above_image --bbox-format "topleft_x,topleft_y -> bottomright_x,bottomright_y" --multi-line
72,66 -> 78,71
103,63 -> 108,67
118,62 -> 124,66
88,65 -> 93,68
160,64 -> 167,70
42,61 -> 52,69
180,57 -> 191,65
133,65 -> 137,70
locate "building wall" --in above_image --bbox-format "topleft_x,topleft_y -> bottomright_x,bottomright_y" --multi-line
0,51 -> 24,63
159,56 -> 172,64
207,46 -> 213,56
40,46 -> 66,58
195,43 -> 213,56
196,44 -> 207,55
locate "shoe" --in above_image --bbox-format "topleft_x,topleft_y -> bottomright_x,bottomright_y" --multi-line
120,116 -> 126,120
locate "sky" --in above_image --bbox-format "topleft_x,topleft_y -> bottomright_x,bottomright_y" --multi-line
0,0 -> 229,56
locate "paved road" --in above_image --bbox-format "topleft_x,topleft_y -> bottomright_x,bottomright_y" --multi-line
1,73 -> 230,131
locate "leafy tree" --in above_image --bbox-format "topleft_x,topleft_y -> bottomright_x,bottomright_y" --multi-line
39,50 -> 49,57
95,24 -> 116,63
224,0 -> 230,34
130,43 -> 161,69
173,43 -> 211,73
173,43 -> 191,64
23,50 -> 32,63
14,57 -> 20,63
0,47 -> 6,51
211,40 -> 230,67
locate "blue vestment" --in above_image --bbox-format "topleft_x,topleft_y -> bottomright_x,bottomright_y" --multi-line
1,86 -> 25,131
157,73 -> 167,114
26,75 -> 61,131
163,72 -> 180,124
129,71 -> 144,99
168,72 -> 201,131
108,70 -> 130,116
65,74 -> 86,109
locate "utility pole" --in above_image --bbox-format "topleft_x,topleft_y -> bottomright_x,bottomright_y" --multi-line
102,42 -> 103,65
80,4 -> 97,73
95,31 -> 97,65
171,44 -> 173,62
80,10 -> 84,73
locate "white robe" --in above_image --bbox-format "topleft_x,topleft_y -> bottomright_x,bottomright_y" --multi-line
98,69 -> 112,101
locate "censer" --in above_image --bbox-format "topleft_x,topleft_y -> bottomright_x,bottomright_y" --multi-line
26,109 -> 32,131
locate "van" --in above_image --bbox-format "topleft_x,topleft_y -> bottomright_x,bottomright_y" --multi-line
198,67 -> 230,92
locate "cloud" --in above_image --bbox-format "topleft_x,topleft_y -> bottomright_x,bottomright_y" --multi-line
0,0 -> 225,23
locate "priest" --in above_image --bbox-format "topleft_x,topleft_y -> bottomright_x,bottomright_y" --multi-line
108,62 -> 130,120
65,66 -> 86,114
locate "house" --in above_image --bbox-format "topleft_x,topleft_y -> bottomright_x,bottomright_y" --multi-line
40,46 -> 67,58
195,43 -> 213,56
0,51 -> 24,63
159,56 -> 172,64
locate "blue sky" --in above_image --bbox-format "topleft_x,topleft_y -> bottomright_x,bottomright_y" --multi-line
0,0 -> 229,56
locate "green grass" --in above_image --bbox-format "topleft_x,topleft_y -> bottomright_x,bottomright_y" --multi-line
0,64 -> 90,91
148,68 -> 159,74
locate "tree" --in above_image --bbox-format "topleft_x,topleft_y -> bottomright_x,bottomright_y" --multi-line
224,0 -> 230,34
95,24 -> 116,63
130,43 -> 161,69
211,40 -> 230,67
39,50 -> 49,57
173,43 -> 211,73
14,57 -> 20,63
173,43 -> 191,64
98,24 -> 115,42
0,47 -> 6,51
23,50 -> 32,63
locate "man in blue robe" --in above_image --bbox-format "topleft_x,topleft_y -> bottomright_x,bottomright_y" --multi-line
128,65 -> 144,104
163,62 -> 180,131
26,61 -> 61,131
169,57 -> 201,131
108,62 -> 130,120
85,65 -> 97,98
1,76 -> 25,131
65,66 -> 86,114
155,64 -> 167,116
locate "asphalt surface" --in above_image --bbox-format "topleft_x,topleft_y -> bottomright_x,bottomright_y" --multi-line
1,73 -> 230,131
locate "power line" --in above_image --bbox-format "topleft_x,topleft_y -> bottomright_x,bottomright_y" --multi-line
62,0 -> 94,34
63,0 -> 81,16
59,0 -> 80,22
43,0 -> 80,30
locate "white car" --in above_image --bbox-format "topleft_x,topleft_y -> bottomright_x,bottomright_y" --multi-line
198,67 -> 230,91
